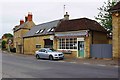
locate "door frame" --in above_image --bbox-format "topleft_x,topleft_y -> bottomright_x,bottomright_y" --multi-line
77,38 -> 85,58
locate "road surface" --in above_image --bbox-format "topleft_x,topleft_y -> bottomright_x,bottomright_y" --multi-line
1,51 -> 118,78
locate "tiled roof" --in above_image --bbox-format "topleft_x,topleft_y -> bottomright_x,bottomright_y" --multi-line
109,1 -> 120,12
24,20 -> 61,38
55,18 -> 107,32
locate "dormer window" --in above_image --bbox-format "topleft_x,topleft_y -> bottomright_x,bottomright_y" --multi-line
35,29 -> 45,34
47,28 -> 51,32
51,28 -> 54,32
35,30 -> 40,34
40,29 -> 45,33
47,28 -> 55,32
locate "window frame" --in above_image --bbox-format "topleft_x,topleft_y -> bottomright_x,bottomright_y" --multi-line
35,30 -> 40,34
58,38 -> 77,50
36,44 -> 41,48
47,28 -> 52,32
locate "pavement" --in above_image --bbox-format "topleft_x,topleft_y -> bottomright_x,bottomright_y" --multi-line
1,50 -> 119,67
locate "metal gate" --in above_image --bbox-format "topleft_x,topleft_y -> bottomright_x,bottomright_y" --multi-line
90,44 -> 112,58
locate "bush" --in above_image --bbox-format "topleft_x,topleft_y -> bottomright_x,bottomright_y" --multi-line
2,40 -> 7,49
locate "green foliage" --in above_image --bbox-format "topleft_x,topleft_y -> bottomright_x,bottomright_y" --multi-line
2,40 -> 7,49
95,0 -> 116,31
2,33 -> 13,39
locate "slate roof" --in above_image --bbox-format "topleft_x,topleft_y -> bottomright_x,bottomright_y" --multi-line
55,18 -> 107,32
24,20 -> 61,38
109,1 -> 120,12
14,21 -> 30,32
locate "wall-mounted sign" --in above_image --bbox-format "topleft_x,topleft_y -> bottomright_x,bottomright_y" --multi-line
50,36 -> 54,40
7,38 -> 13,44
55,30 -> 88,37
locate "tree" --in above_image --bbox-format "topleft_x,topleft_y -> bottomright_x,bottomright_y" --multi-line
95,0 -> 116,31
2,33 -> 13,39
2,40 -> 7,49
1,33 -> 13,51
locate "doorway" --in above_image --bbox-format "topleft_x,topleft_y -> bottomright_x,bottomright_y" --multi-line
78,41 -> 84,58
44,39 -> 53,48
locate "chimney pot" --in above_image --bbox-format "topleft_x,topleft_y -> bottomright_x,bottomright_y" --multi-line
64,12 -> 69,20
25,16 -> 28,22
28,12 -> 32,21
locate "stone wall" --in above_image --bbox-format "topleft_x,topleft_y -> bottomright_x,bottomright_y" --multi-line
13,21 -> 35,54
23,35 -> 56,55
112,12 -> 120,59
92,31 -> 108,44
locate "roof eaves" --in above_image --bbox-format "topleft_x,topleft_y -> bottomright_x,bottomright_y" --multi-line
23,33 -> 54,38
109,9 -> 120,12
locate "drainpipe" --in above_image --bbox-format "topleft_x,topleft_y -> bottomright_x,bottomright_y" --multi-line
22,37 -> 24,54
91,31 -> 94,44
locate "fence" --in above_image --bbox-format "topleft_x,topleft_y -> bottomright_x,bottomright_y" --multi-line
90,44 -> 112,58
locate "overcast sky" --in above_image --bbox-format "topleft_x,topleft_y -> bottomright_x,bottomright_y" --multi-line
0,0 -> 109,38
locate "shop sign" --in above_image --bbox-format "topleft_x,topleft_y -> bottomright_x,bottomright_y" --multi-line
55,31 -> 87,37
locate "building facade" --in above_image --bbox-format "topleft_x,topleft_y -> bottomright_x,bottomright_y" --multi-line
23,20 -> 61,55
55,18 -> 108,58
13,13 -> 35,54
110,1 -> 120,59
23,12 -> 69,55
24,13 -> 109,58
14,12 -> 109,59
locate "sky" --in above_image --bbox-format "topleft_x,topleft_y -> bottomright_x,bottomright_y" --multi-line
0,0 -> 109,38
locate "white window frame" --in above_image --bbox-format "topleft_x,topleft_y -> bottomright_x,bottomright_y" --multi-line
40,29 -> 45,33
47,28 -> 51,32
58,38 -> 77,50
35,30 -> 40,34
51,28 -> 54,32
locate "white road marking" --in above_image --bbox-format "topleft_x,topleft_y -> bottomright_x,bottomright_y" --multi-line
83,63 -> 90,65
97,64 -> 106,66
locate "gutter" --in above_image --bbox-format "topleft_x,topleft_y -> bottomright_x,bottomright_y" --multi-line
23,34 -> 54,38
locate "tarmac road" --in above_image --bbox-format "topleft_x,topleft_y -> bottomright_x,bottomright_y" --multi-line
1,51 -> 118,78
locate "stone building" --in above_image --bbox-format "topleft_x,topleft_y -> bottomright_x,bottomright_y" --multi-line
23,12 -> 109,58
23,20 -> 61,55
109,1 -> 120,59
23,12 -> 69,55
55,18 -> 108,58
13,12 -> 35,54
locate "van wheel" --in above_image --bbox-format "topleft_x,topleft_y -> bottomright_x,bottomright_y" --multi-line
49,55 -> 53,60
36,54 -> 40,59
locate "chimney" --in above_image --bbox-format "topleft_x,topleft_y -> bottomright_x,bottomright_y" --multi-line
25,16 -> 28,22
64,12 -> 69,20
27,12 -> 32,21
20,20 -> 24,25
